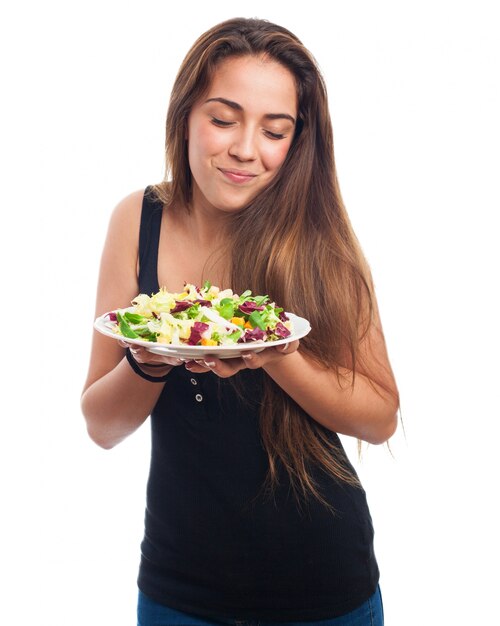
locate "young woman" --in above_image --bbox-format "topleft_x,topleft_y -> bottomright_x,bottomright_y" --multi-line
82,17 -> 399,626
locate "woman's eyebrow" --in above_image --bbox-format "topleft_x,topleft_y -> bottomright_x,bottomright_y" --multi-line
205,97 -> 296,124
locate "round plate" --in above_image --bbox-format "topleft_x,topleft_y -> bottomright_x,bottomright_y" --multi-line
94,310 -> 311,359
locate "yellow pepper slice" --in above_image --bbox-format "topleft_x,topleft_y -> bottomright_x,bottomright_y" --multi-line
201,338 -> 218,346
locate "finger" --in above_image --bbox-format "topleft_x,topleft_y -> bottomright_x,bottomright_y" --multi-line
144,349 -> 184,367
198,357 -> 245,378
128,345 -> 142,358
276,340 -> 299,354
240,341 -> 299,368
165,357 -> 185,367
240,352 -> 260,369
185,360 -> 211,373
240,350 -> 276,369
129,346 -> 181,367
278,340 -> 299,354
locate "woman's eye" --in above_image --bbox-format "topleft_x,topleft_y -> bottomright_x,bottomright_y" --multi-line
210,117 -> 285,140
264,130 -> 286,140
210,117 -> 234,127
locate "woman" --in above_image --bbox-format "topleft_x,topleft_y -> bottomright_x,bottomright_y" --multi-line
82,17 -> 399,626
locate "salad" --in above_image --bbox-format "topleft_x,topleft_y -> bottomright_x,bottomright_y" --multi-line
105,282 -> 293,347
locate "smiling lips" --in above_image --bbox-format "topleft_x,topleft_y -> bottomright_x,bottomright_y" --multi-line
218,168 -> 257,184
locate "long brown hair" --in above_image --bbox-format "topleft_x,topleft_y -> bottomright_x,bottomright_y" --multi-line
153,18 -> 397,507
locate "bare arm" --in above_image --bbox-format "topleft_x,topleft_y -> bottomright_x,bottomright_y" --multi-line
81,190 -> 175,449
264,296 -> 399,443
83,189 -> 398,446
262,355 -> 398,445
185,299 -> 399,444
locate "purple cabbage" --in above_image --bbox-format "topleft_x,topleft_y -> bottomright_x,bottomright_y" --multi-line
194,299 -> 212,307
238,301 -> 265,314
107,312 -> 117,322
278,310 -> 289,322
274,322 -> 291,338
239,327 -> 266,343
188,322 -> 209,345
170,300 -> 194,314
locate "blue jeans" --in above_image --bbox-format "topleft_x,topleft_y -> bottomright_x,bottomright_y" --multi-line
137,586 -> 384,626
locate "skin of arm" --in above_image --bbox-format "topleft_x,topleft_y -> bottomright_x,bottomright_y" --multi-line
265,300 -> 399,444
82,189 -> 398,448
81,190 -> 178,449
261,351 -> 399,445
186,305 -> 399,445
81,190 -> 296,449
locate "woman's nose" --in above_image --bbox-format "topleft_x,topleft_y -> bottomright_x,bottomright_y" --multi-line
228,127 -> 257,161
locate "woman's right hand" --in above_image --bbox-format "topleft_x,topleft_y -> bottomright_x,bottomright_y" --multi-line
118,341 -> 185,368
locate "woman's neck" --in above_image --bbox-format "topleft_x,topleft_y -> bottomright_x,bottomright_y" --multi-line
172,199 -> 228,249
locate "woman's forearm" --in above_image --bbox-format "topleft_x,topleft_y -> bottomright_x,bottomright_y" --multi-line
81,357 -> 171,449
263,351 -> 399,444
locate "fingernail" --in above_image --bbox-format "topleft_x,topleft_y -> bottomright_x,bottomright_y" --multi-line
204,360 -> 216,368
241,353 -> 253,361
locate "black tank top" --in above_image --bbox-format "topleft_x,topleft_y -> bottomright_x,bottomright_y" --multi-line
136,187 -> 379,621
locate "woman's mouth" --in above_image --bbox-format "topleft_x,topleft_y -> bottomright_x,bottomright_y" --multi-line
218,168 -> 257,184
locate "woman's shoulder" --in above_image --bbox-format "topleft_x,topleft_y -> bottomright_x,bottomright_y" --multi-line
108,184 -> 169,230
109,188 -> 145,226
102,188 -> 147,249
97,189 -> 146,273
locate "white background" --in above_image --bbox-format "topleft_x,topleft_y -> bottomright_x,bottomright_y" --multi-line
1,1 -> 499,624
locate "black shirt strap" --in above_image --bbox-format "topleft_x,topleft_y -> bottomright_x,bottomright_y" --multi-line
138,186 -> 163,295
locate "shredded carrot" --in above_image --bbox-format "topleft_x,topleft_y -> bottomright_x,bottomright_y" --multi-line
231,317 -> 245,326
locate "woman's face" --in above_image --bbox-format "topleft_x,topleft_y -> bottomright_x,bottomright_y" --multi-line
187,55 -> 298,213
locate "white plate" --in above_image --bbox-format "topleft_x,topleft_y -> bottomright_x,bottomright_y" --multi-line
94,310 -> 311,359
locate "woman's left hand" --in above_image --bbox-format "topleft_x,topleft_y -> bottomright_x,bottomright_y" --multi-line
183,340 -> 300,378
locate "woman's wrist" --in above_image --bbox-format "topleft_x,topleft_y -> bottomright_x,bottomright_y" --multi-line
262,348 -> 300,376
125,348 -> 172,382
